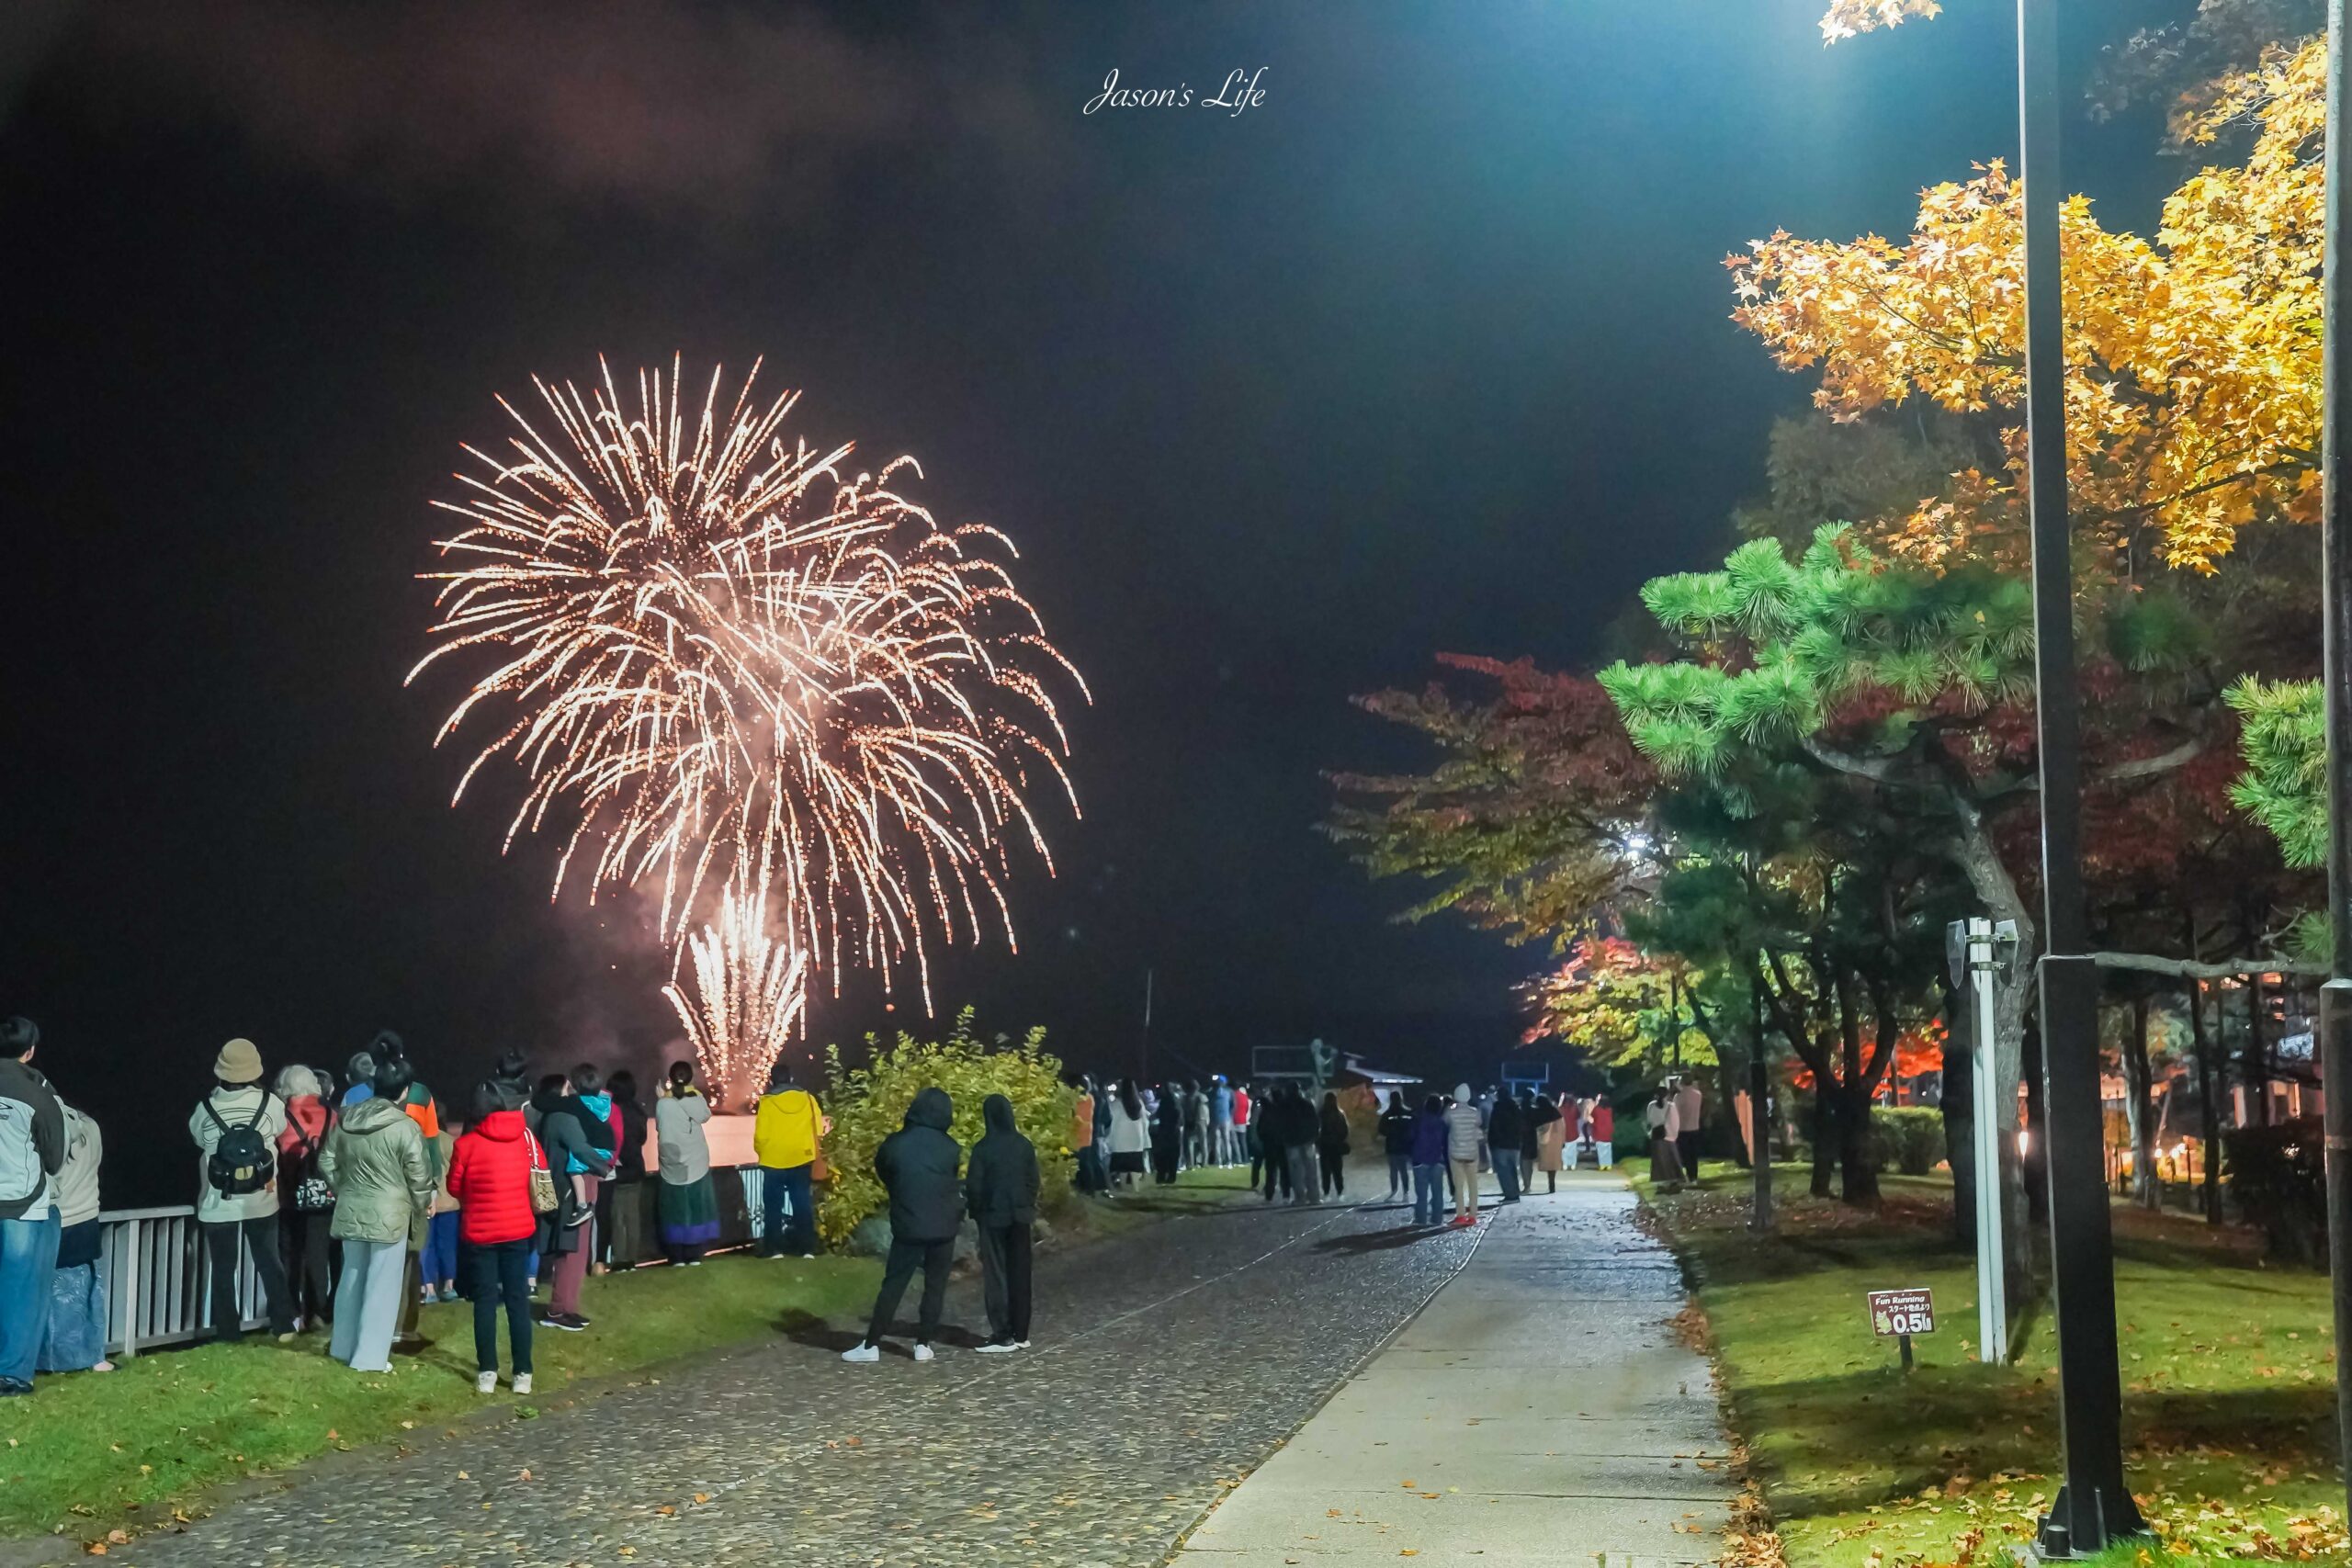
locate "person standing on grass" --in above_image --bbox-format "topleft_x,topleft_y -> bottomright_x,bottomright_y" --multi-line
1408,1094 -> 1448,1225
1211,1075 -> 1236,1165
1675,1077 -> 1704,1182
273,1065 -> 335,1331
421,1112 -> 462,1303
39,1100 -> 110,1377
966,1093 -> 1040,1353
1069,1076 -> 1102,1197
842,1088 -> 964,1364
1487,1089 -> 1524,1205
1378,1091 -> 1413,1201
320,1057 -> 432,1374
1646,1087 -> 1684,1186
597,1068 -> 650,1270
653,1061 -> 718,1266
1283,1088 -> 1321,1207
189,1038 -> 298,1345
530,1072 -> 609,1333
1105,1079 -> 1148,1190
1316,1090 -> 1351,1199
448,1080 -> 538,1395
0,1017 -> 65,1398
1443,1084 -> 1484,1226
1148,1083 -> 1182,1185
752,1059 -> 824,1258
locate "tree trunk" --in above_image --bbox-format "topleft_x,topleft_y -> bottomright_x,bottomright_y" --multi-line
1951,810 -> 2037,1310
2242,973 -> 2269,1126
2120,992 -> 2158,1209
1809,1082 -> 1838,1198
2023,1014 -> 2050,1225
2188,975 -> 2221,1222
1942,981 -> 1976,1247
1838,1081 -> 1882,1202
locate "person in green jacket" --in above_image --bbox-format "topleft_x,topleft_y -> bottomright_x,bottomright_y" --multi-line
320,1060 -> 432,1374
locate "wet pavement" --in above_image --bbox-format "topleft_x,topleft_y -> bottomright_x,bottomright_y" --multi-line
108,1184 -> 1486,1568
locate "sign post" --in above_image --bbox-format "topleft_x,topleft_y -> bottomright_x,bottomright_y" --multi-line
1869,1287 -> 1937,1374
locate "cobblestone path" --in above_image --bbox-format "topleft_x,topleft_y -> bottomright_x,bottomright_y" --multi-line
116,1190 -> 1484,1568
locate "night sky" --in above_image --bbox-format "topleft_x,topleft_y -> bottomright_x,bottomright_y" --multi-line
2,1 -> 2187,1199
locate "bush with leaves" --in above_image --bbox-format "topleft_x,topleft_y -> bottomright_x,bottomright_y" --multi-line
2225,1118 -> 2328,1268
1869,1105 -> 1947,1177
815,1010 -> 1076,1250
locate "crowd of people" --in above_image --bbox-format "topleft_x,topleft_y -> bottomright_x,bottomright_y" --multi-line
0,1013 -> 1703,1399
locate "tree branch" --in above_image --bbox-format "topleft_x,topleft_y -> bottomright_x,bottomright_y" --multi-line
2087,950 -> 2324,979
2090,734 -> 2207,785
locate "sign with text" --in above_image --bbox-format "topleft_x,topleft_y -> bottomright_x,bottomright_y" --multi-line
1868,1288 -> 1936,1337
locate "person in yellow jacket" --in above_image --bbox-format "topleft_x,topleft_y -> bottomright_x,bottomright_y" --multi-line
752,1061 -> 824,1258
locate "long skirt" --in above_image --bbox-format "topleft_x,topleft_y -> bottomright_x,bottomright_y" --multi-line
38,1259 -> 107,1373
1649,1131 -> 1685,1185
657,1174 -> 720,1259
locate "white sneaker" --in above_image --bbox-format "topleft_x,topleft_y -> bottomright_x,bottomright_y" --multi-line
911,1342 -> 934,1362
975,1338 -> 1018,1354
512,1372 -> 532,1396
475,1371 -> 497,1394
1015,1340 -> 1032,1350
841,1342 -> 880,1364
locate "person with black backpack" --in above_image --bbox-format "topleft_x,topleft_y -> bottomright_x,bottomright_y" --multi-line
187,1039 -> 296,1343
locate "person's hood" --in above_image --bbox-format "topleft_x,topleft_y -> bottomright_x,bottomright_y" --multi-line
1453,1083 -> 1473,1102
531,1085 -> 565,1116
578,1091 -> 613,1116
341,1096 -> 410,1134
473,1108 -> 527,1143
981,1093 -> 1016,1135
904,1086 -> 954,1131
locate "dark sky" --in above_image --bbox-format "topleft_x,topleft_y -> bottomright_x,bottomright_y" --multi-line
2,0 -> 2188,1198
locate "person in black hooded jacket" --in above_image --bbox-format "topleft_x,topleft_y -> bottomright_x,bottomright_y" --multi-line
963,1094 -> 1040,1352
843,1087 -> 963,1363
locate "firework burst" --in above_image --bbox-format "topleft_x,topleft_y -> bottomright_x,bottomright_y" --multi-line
410,357 -> 1085,1011
662,845 -> 809,1108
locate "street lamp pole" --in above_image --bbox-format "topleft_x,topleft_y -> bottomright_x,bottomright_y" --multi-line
2315,0 -> 2352,1527
2017,0 -> 2143,1554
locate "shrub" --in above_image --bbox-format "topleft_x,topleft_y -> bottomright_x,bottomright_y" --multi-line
1871,1106 -> 1948,1177
2226,1119 -> 2327,1268
814,1009 -> 1076,1250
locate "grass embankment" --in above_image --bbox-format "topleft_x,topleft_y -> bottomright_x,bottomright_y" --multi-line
0,1164 -> 1261,1550
1637,1166 -> 2345,1566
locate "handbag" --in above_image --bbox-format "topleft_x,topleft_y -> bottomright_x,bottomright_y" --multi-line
288,1117 -> 334,1212
525,1131 -> 560,1216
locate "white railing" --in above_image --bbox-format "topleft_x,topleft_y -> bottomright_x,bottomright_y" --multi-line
94,1205 -> 269,1359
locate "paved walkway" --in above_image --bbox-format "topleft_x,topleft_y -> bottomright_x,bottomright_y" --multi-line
103,1186 -> 1480,1568
1175,1178 -> 1733,1567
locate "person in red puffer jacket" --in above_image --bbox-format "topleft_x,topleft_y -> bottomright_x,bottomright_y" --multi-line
447,1082 -> 541,1395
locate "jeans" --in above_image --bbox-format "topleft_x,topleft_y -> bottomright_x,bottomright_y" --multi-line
421,1211 -> 461,1287
1596,1139 -> 1614,1169
759,1163 -> 815,1257
202,1215 -> 294,1340
1411,1163 -> 1443,1225
1286,1145 -> 1319,1205
865,1236 -> 954,1345
1386,1151 -> 1410,1197
1496,1153 -> 1522,1203
0,1210 -> 61,1386
1448,1157 -> 1479,1219
978,1223 -> 1034,1343
469,1237 -> 534,1376
329,1237 -> 407,1372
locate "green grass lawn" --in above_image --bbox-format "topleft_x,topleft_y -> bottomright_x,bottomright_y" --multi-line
1637,1166 -> 2346,1566
0,1251 -> 876,1549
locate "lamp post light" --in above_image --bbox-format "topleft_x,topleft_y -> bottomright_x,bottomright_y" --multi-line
2316,0 -> 2352,1529
2015,0 -> 2143,1554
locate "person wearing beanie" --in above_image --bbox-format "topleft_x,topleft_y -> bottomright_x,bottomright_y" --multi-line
187,1039 -> 296,1342
342,1051 -> 377,1109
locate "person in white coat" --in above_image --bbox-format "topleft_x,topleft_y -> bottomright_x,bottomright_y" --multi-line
1104,1079 -> 1150,1189
1442,1085 -> 1486,1226
187,1039 -> 296,1342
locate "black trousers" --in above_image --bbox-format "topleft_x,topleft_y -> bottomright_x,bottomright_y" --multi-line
279,1208 -> 334,1325
202,1215 -> 294,1339
1261,1144 -> 1292,1200
978,1223 -> 1033,1343
1678,1129 -> 1702,1180
865,1236 -> 954,1345
469,1237 -> 534,1375
1318,1145 -> 1346,1195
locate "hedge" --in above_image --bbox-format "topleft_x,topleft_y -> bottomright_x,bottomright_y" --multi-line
814,1010 -> 1076,1249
